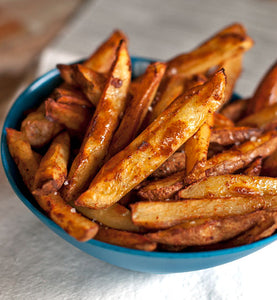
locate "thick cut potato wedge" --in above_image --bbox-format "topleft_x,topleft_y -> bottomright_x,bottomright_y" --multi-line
146,211 -> 267,246
210,127 -> 262,146
21,110 -> 63,148
179,175 -> 277,199
63,40 -> 131,202
108,62 -> 166,157
35,193 -> 98,242
71,202 -> 140,232
45,99 -> 92,135
213,112 -> 234,128
220,99 -> 248,122
33,131 -> 70,195
166,23 -> 253,77
131,196 -> 277,229
246,60 -> 277,115
95,226 -> 156,251
262,149 -> 277,177
54,87 -> 93,108
75,70 -> 226,209
6,128 -> 41,191
244,157 -> 262,176
84,30 -> 128,73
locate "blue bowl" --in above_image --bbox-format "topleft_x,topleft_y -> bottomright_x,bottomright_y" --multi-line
2,57 -> 277,274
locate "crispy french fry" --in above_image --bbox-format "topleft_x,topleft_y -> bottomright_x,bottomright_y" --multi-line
63,40 -> 131,202
220,99 -> 248,122
6,128 -> 41,191
71,203 -> 140,232
33,131 -> 70,195
131,196 -> 277,229
166,23 -> 253,77
75,70 -> 226,209
84,30 -> 128,73
35,193 -> 98,242
150,152 -> 186,179
262,149 -> 277,177
45,99 -> 92,135
56,94 -> 93,108
108,62 -> 166,157
95,226 -> 156,251
146,211 -> 267,246
237,102 -> 277,129
57,64 -> 76,86
21,110 -> 63,148
210,126 -> 262,146
213,112 -> 234,128
179,175 -> 277,199
246,60 -> 277,115
243,157 -> 262,176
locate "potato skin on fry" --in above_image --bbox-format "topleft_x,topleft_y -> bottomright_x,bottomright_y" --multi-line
75,70 -> 226,209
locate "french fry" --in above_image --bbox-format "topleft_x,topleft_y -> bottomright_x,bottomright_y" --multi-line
63,40 -> 131,202
84,29 -> 128,73
262,149 -> 277,177
131,196 -> 277,229
95,226 -> 156,251
108,62 -> 166,157
33,131 -> 70,195
220,99 -> 248,122
210,127 -> 262,146
71,203 -> 140,232
179,175 -> 277,199
35,193 -> 98,242
243,157 -> 262,176
166,23 -> 253,77
21,110 -> 64,148
146,211 -> 267,246
246,60 -> 277,115
45,99 -> 92,135
213,112 -> 234,128
75,70 -> 226,209
57,64 -> 76,86
6,128 -> 41,191
56,94 -> 93,108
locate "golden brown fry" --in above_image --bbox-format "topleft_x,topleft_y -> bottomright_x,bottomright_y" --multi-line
108,62 -> 166,157
95,226 -> 156,251
71,203 -> 140,232
84,30 -> 128,73
262,149 -> 277,177
150,152 -> 186,179
75,70 -> 226,209
220,99 -> 248,122
63,40 -> 131,202
246,60 -> 277,115
45,99 -> 92,135
21,110 -> 63,148
213,112 -> 234,128
237,102 -> 277,129
34,193 -> 98,242
6,128 -> 41,191
210,126 -> 262,146
33,131 -> 70,195
166,23 -> 253,77
146,211 -> 267,246
131,196 -> 277,229
243,157 -> 262,176
179,174 -> 277,199
57,64 -> 76,86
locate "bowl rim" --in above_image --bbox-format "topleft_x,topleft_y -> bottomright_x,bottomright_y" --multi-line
2,56 -> 277,260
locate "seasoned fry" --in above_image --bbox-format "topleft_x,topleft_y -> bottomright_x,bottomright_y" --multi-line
84,30 -> 128,73
57,64 -> 76,86
243,157 -> 262,176
210,127 -> 262,146
6,128 -> 41,191
21,111 -> 63,148
179,175 -> 277,199
45,99 -> 92,135
33,131 -> 70,195
166,23 -> 253,77
131,196 -> 277,229
220,99 -> 248,122
146,211 -> 267,246
213,112 -> 234,128
262,149 -> 277,177
63,40 -> 131,202
108,62 -> 166,157
35,193 -> 98,242
95,226 -> 156,251
246,60 -> 277,115
75,70 -> 226,209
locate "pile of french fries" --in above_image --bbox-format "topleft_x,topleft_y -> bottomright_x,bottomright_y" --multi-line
7,23 -> 277,252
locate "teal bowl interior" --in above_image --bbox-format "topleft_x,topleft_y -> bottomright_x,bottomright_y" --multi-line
2,56 -> 277,274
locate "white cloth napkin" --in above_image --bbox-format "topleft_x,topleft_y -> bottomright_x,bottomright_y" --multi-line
2,0 -> 277,299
